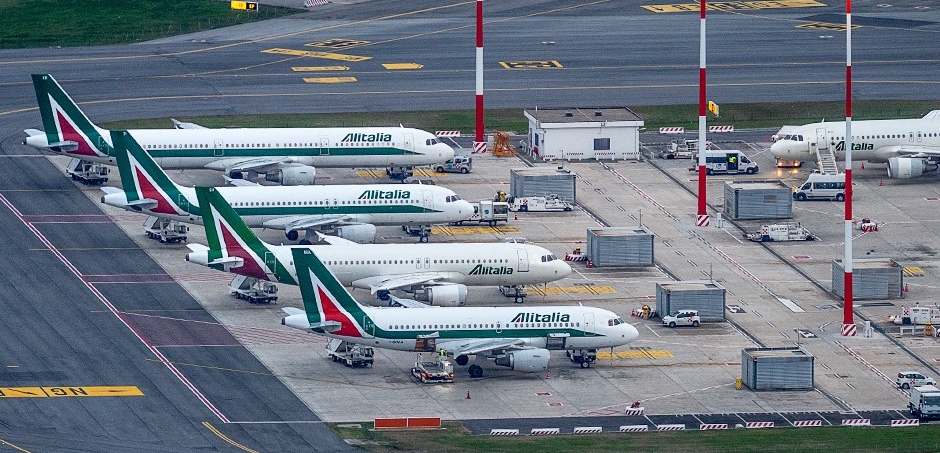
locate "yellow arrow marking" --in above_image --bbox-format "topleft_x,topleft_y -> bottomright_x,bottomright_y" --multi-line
382,63 -> 424,70
0,386 -> 143,398
305,39 -> 371,49
261,48 -> 371,62
303,77 -> 358,83
0,387 -> 45,397
291,66 -> 350,72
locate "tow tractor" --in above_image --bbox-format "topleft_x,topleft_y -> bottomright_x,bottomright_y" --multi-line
499,285 -> 528,303
744,223 -> 817,242
411,353 -> 455,383
66,158 -> 109,185
507,194 -> 573,212
144,216 -> 189,244
566,349 -> 598,368
326,339 -> 374,368
228,275 -> 278,304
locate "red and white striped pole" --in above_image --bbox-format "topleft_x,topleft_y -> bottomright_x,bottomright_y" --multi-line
474,0 -> 485,152
696,0 -> 709,227
842,0 -> 856,336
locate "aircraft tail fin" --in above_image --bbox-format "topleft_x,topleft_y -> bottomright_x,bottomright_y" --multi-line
110,130 -> 194,216
32,74 -> 110,158
194,187 -> 295,284
291,247 -> 369,338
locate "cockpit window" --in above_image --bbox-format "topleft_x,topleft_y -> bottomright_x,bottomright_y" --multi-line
783,134 -> 804,141
426,138 -> 440,146
608,317 -> 625,326
540,254 -> 558,262
445,195 -> 462,203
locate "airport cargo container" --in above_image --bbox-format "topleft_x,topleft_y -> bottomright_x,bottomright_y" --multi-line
742,347 -> 814,390
832,258 -> 903,300
586,227 -> 653,267
655,281 -> 725,322
723,180 -> 792,220
510,167 -> 576,203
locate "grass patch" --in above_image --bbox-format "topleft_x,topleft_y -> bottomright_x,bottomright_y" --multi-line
0,0 -> 301,49
100,100 -> 940,134
332,422 -> 940,453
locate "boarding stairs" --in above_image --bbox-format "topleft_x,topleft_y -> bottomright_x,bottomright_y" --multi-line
814,144 -> 840,175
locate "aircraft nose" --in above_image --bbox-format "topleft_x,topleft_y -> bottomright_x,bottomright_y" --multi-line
556,260 -> 572,277
624,323 -> 640,342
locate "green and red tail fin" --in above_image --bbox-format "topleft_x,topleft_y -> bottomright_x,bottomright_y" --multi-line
32,74 -> 111,158
111,130 -> 193,217
194,187 -> 296,284
291,247 -> 368,337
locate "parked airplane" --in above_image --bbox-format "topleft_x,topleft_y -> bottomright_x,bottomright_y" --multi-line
22,74 -> 454,184
280,244 -> 639,377
769,111 -> 940,179
101,131 -> 472,243
186,186 -> 571,305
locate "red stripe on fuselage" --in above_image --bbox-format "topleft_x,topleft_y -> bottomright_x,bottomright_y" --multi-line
134,168 -> 181,215
218,223 -> 270,281
316,285 -> 362,337
55,110 -> 101,157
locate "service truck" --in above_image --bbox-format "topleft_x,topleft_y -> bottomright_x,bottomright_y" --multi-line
660,139 -> 711,159
456,200 -> 510,226
508,194 -> 573,212
745,223 -> 817,242
228,275 -> 278,304
412,354 -> 455,383
435,155 -> 472,173
909,385 -> 940,419
326,339 -> 375,367
689,150 -> 759,175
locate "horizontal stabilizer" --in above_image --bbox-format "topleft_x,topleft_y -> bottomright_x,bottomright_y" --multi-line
100,186 -> 122,195
23,129 -> 43,136
223,176 -> 260,187
186,243 -> 210,252
387,296 -> 435,308
282,307 -> 304,316
125,198 -> 158,209
315,232 -> 358,246
171,118 -> 207,129
208,257 -> 244,267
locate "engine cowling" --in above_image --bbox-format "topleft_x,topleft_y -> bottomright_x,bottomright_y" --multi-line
334,224 -> 376,244
414,284 -> 467,307
887,157 -> 937,179
264,165 -> 316,185
494,348 -> 550,373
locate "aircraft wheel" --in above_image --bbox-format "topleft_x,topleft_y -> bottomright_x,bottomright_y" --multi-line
468,364 -> 484,378
419,235 -> 429,243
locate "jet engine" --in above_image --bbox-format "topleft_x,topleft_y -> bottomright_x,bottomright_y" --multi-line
413,284 -> 467,307
334,224 -> 376,244
264,165 -> 316,185
887,157 -> 938,179
494,348 -> 550,373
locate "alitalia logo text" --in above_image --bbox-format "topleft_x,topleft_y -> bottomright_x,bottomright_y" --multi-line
835,141 -> 874,151
342,133 -> 393,142
511,312 -> 571,323
358,189 -> 411,200
469,265 -> 513,275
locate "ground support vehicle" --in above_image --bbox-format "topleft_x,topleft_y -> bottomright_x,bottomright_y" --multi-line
660,139 -> 711,159
435,155 -> 472,173
326,339 -> 375,368
745,223 -> 817,242
688,150 -> 759,175
228,275 -> 278,304
897,371 -> 937,389
499,285 -> 528,303
455,200 -> 509,226
412,354 -> 455,383
144,216 -> 189,244
66,158 -> 109,185
793,173 -> 846,201
662,310 -> 701,328
566,349 -> 597,368
909,385 -> 940,419
508,194 -> 573,212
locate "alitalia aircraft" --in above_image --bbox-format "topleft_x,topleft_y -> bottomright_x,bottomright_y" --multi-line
22,74 -> 454,184
769,111 -> 940,179
281,245 -> 639,377
186,186 -> 572,306
101,131 -> 472,243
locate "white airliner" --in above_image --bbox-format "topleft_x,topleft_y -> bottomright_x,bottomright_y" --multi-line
22,74 -> 454,184
186,187 -> 572,306
281,244 -> 639,378
769,111 -> 940,179
101,130 -> 472,243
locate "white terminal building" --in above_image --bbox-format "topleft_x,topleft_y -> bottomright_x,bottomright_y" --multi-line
523,107 -> 644,161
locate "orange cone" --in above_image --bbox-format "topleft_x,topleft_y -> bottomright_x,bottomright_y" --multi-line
904,283 -> 909,293
546,370 -> 551,380
879,179 -> 884,186
514,213 -> 518,220
861,162 -> 864,170
466,391 -> 471,399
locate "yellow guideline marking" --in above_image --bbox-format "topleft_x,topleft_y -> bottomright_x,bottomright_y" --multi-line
292,66 -> 350,72
431,225 -> 521,235
203,422 -> 261,453
903,266 -> 925,277
796,22 -> 860,30
0,386 -> 143,398
382,63 -> 424,70
529,286 -> 617,296
642,0 -> 826,13
306,38 -> 371,49
261,48 -> 371,62
499,60 -> 563,69
597,350 -> 674,360
303,77 -> 358,84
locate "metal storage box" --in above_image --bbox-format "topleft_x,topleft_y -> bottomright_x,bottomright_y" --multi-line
832,258 -> 904,300
510,168 -> 576,203
586,227 -> 654,267
741,347 -> 814,390
655,281 -> 725,322
723,180 -> 792,220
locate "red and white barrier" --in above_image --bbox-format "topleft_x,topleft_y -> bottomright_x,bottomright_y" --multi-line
619,425 -> 649,432
530,428 -> 560,435
490,429 -> 520,435
745,422 -> 775,429
656,424 -> 686,431
841,323 -> 857,336
472,141 -> 487,154
434,131 -> 461,137
890,419 -> 920,427
573,426 -> 603,434
624,407 -> 645,416
793,420 -> 823,427
659,127 -> 685,134
564,253 -> 587,261
841,419 -> 871,427
699,424 -> 728,430
709,125 -> 734,132
696,214 -> 710,227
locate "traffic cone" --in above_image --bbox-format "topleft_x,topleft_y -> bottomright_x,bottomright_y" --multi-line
904,283 -> 909,293
879,179 -> 884,186
466,391 -> 471,399
514,213 -> 518,220
546,370 -> 551,380
861,162 -> 864,170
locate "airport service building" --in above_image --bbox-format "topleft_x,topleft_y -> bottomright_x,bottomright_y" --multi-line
523,107 -> 644,161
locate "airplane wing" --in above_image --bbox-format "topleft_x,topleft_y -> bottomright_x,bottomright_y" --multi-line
351,272 -> 450,293
171,118 -> 208,129
896,145 -> 940,158
204,157 -> 292,173
223,176 -> 261,187
387,296 -> 438,308
315,232 -> 359,246
261,214 -> 354,231
438,338 -> 528,357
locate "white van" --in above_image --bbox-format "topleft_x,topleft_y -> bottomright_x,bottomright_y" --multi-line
793,173 -> 845,201
690,150 -> 758,175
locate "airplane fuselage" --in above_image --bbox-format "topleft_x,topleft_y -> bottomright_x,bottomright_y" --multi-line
770,117 -> 940,163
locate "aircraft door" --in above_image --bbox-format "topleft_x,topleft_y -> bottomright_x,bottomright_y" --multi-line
415,257 -> 421,270
415,337 -> 436,352
916,131 -> 922,143
264,252 -> 277,275
583,313 -> 595,334
422,190 -> 433,210
362,316 -> 376,338
319,136 -> 330,156
214,139 -> 224,157
177,194 -> 190,213
517,249 -> 530,272
423,257 -> 430,269
404,133 -> 414,152
815,128 -> 829,151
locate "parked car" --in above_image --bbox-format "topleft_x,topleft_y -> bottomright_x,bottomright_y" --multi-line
897,371 -> 937,389
662,310 -> 701,328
